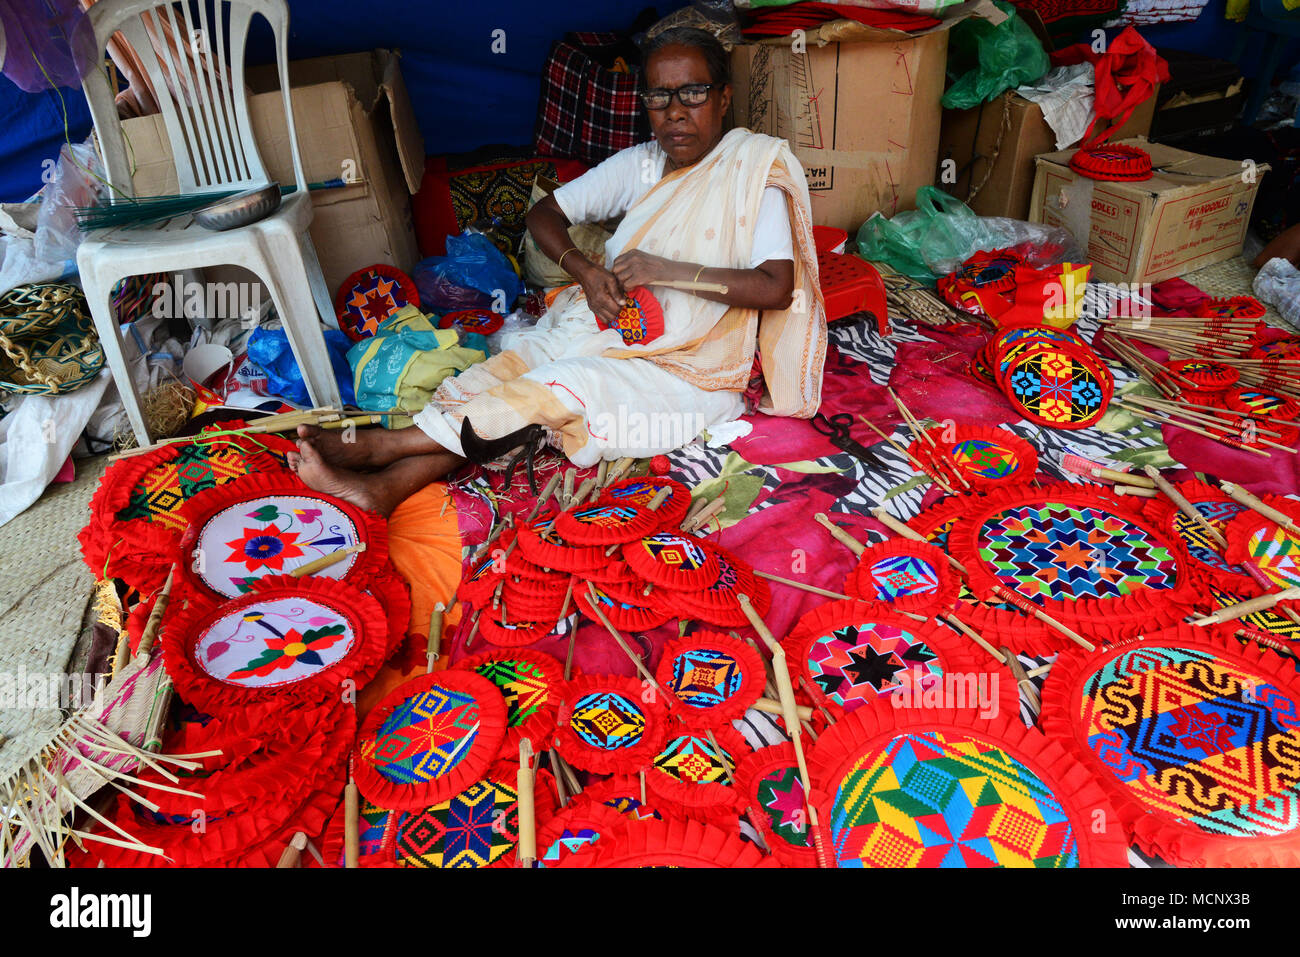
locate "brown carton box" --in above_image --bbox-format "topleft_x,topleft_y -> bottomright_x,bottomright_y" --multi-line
1028,138 -> 1266,285
938,89 -> 1157,221
121,49 -> 424,294
728,27 -> 950,233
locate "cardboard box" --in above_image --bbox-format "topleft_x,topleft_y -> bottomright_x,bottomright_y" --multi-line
1028,138 -> 1267,285
728,28 -> 951,233
938,90 -> 1157,221
120,50 -> 424,294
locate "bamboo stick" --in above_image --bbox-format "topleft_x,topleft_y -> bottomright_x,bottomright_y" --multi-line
1090,466 -> 1155,487
752,697 -> 815,721
753,569 -> 853,601
649,278 -> 730,294
683,496 -> 726,533
517,740 -> 536,867
277,832 -> 307,868
815,512 -> 866,556
135,565 -> 177,660
1143,465 -> 1228,549
1220,482 -> 1300,535
1191,587 -> 1300,625
289,543 -> 366,578
527,473 -> 562,522
1000,646 -> 1040,718
1114,485 -> 1159,499
856,416 -> 955,493
426,602 -> 445,672
1115,399 -> 1274,456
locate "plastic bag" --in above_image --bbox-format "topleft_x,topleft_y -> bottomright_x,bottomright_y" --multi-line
412,231 -> 523,315
35,141 -> 103,264
246,326 -> 357,407
1253,257 -> 1300,331
856,186 -> 1082,284
941,0 -> 1050,110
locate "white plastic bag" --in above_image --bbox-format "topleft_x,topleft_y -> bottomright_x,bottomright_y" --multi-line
1253,257 -> 1300,331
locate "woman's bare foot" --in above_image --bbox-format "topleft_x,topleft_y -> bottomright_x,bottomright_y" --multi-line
287,439 -> 385,514
296,423 -> 387,469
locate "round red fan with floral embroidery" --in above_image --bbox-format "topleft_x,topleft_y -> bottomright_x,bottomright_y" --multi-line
844,539 -> 959,616
161,574 -> 391,715
946,483 -> 1198,645
909,424 -> 1038,492
1041,624 -> 1300,867
452,648 -> 565,758
597,477 -> 692,528
654,631 -> 765,728
646,724 -> 748,810
553,674 -> 669,775
79,422 -> 292,592
736,743 -> 820,867
176,471 -> 388,602
807,701 -> 1129,867
353,670 -> 508,812
784,599 -> 1015,717
551,817 -> 772,867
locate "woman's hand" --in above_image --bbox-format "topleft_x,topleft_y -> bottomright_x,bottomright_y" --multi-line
611,250 -> 674,292
574,262 -> 627,327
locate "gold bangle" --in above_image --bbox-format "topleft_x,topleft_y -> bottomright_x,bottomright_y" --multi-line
556,247 -> 581,272
693,265 -> 707,284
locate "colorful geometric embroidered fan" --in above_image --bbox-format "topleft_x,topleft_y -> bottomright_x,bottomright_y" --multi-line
574,584 -> 672,632
597,477 -> 692,529
600,285 -> 665,345
670,543 -> 772,627
647,724 -> 748,811
160,574 -> 391,716
334,263 -> 420,341
551,817 -> 772,868
580,774 -> 738,828
1197,296 -> 1266,320
1001,342 -> 1112,430
1041,624 -> 1300,866
946,484 -> 1197,645
1209,586 -> 1300,661
909,424 -> 1038,492
479,613 -> 559,648
1167,358 -> 1239,392
654,632 -> 765,728
1224,388 -> 1299,421
323,761 -> 556,868
622,532 -> 720,590
784,600 -> 1014,716
554,498 -> 673,545
843,539 -> 959,616
1142,479 -> 1261,595
1224,495 -> 1300,592
452,649 -> 565,757
736,743 -> 819,867
807,703 -> 1129,868
79,423 -> 292,592
353,670 -> 508,811
533,796 -> 635,868
553,675 -> 669,775
176,471 -> 389,600
438,308 -> 504,336
516,512 -> 606,573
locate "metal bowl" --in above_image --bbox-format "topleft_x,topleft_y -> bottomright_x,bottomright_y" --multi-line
194,183 -> 282,231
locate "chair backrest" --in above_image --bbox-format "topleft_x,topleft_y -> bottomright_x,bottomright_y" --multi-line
81,0 -> 307,200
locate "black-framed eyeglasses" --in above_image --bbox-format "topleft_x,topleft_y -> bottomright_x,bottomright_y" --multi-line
639,83 -> 719,110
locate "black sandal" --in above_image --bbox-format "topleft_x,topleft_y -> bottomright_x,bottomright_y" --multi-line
459,418 -> 549,495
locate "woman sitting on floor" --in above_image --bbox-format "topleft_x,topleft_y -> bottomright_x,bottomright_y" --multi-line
289,27 -> 827,514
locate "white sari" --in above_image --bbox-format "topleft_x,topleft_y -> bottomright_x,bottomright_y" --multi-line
414,128 -> 827,467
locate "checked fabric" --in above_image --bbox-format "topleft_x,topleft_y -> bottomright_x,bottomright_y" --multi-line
1081,646 -> 1300,837
977,504 -> 1179,601
363,686 -> 482,785
830,731 -> 1082,868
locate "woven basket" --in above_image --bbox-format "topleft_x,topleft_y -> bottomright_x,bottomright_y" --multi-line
0,282 -> 89,340
0,310 -> 105,396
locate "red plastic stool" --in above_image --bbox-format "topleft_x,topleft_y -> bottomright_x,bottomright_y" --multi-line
817,252 -> 889,334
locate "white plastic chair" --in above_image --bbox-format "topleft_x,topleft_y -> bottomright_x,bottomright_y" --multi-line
76,0 -> 340,445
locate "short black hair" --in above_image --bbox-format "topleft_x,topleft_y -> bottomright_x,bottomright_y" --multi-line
642,27 -> 730,86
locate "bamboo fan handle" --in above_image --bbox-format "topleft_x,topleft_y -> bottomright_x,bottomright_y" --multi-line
752,697 -> 814,721
992,585 -> 1095,652
1114,485 -> 1158,498
646,486 -> 671,511
426,603 -> 445,672
344,779 -> 360,869
517,740 -> 537,867
573,477 -> 597,504
649,278 -> 730,294
290,543 -> 366,578
1090,466 -> 1154,488
1221,482 -> 1300,535
871,508 -> 971,575
135,566 -> 177,660
814,513 -> 865,556
276,832 -> 307,868
528,472 -> 563,522
1191,587 -> 1300,625
562,468 -> 576,507
753,569 -> 852,601
1144,465 -> 1227,549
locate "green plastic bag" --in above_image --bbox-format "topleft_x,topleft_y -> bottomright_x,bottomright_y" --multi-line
941,0 -> 1050,110
855,187 -> 995,284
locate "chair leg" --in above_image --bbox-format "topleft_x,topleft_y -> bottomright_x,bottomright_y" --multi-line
254,235 -> 343,410
81,269 -> 152,447
298,230 -> 339,331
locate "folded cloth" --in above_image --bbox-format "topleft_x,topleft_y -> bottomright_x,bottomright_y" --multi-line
740,2 -> 941,34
